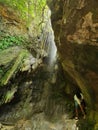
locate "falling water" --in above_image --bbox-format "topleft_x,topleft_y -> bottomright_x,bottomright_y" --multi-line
47,29 -> 57,66
44,9 -> 57,66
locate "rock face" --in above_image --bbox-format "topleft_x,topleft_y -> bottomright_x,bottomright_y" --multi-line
0,3 -> 72,129
47,0 -> 98,127
0,4 -> 27,37
0,1 -> 98,129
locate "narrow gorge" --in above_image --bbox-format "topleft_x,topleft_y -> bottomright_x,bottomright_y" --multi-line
0,0 -> 98,130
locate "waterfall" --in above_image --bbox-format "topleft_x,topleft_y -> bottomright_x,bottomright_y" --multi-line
48,12 -> 57,66
48,28 -> 57,66
44,9 -> 57,66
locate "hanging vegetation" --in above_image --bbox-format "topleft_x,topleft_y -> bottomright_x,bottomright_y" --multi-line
0,0 -> 46,24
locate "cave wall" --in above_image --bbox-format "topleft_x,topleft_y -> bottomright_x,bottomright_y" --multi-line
47,0 -> 98,124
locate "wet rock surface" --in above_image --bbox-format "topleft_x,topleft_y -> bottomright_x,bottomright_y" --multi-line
47,0 -> 98,129
0,113 -> 78,130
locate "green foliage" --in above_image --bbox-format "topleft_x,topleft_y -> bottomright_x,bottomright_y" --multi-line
0,0 -> 48,37
0,36 -> 25,50
0,0 -> 46,23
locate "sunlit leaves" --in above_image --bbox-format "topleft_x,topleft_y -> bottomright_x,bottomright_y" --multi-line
0,0 -> 46,22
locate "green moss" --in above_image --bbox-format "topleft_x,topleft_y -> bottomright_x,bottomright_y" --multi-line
0,49 -> 29,86
0,46 -> 22,66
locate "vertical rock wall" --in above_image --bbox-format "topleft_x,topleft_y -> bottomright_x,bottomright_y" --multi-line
47,0 -> 98,126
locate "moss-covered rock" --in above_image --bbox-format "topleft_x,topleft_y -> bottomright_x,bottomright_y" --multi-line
0,47 -> 29,86
0,46 -> 21,66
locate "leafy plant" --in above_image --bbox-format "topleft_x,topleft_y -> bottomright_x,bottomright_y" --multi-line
0,35 -> 25,50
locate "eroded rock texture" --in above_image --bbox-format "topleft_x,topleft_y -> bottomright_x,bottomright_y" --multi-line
47,0 -> 98,126
0,4 -> 27,37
